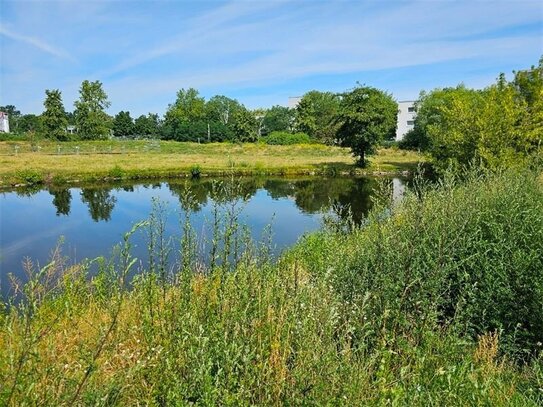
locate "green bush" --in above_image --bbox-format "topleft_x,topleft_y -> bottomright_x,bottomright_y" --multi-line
2,170 -> 542,405
292,168 -> 543,360
190,164 -> 201,178
0,133 -> 28,142
15,169 -> 44,184
263,131 -> 311,145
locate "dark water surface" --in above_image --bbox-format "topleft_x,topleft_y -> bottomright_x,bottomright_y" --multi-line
0,176 -> 406,296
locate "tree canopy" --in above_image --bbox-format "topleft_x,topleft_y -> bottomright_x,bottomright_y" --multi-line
74,80 -> 112,140
295,91 -> 341,144
42,89 -> 68,140
335,86 -> 397,166
113,111 -> 134,138
410,59 -> 542,171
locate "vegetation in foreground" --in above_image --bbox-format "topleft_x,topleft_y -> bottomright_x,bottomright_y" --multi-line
0,141 -> 424,188
1,168 -> 542,405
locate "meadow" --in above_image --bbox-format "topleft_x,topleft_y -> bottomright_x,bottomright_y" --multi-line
0,140 -> 424,187
1,167 -> 542,405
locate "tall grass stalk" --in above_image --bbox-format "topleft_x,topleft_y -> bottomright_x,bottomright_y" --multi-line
1,168 -> 542,405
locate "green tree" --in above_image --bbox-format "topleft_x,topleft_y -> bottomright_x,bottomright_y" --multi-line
18,114 -> 42,134
231,107 -> 257,142
262,105 -> 295,135
134,113 -> 160,137
42,89 -> 68,140
476,76 -> 529,169
74,80 -> 112,140
113,111 -> 134,138
205,95 -> 242,126
335,86 -> 397,166
165,88 -> 205,123
295,91 -> 340,143
514,57 -> 543,149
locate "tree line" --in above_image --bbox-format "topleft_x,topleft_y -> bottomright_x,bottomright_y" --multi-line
400,57 -> 542,170
1,81 -> 398,166
2,56 -> 541,168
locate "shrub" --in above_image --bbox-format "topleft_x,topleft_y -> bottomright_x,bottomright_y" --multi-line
189,164 -> 201,178
108,165 -> 124,178
292,168 -> 543,360
16,169 -> 44,184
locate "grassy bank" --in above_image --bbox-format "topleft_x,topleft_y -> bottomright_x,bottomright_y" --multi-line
1,168 -> 542,405
0,140 -> 424,188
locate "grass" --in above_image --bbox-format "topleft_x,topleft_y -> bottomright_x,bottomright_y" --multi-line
0,140 -> 425,188
1,168 -> 542,405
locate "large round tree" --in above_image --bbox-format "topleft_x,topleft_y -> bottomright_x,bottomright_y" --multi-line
336,86 -> 397,167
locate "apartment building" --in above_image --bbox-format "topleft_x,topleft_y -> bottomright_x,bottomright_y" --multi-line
0,112 -> 9,133
396,101 -> 416,141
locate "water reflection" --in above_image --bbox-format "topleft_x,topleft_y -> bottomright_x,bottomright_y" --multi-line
1,176 -> 408,296
80,188 -> 117,222
10,176 -> 406,225
48,188 -> 72,216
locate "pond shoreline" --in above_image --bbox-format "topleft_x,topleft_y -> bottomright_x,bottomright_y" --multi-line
2,168 -> 414,191
0,142 -> 425,189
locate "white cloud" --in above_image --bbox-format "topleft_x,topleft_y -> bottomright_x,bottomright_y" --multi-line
0,24 -> 76,62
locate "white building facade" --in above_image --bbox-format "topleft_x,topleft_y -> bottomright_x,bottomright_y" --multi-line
288,96 -> 302,109
0,112 -> 9,133
396,101 -> 416,141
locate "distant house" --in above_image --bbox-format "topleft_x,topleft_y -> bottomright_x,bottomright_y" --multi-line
0,112 -> 10,133
396,101 -> 416,141
66,125 -> 77,134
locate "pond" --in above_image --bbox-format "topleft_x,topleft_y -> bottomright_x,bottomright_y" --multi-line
0,176 -> 407,296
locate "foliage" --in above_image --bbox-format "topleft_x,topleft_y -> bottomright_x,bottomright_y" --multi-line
74,80 -> 112,140
17,114 -> 42,134
134,113 -> 160,137
165,88 -> 206,124
295,90 -> 341,143
1,170 -> 542,405
113,111 -> 134,138
231,107 -> 257,142
409,57 -> 543,171
262,105 -> 295,135
335,86 -> 398,167
295,168 -> 543,360
161,118 -> 232,142
263,131 -> 311,145
42,90 -> 68,141
205,95 -> 242,126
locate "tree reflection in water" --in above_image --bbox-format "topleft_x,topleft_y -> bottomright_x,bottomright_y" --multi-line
80,188 -> 117,222
9,176 -> 407,225
49,188 -> 72,216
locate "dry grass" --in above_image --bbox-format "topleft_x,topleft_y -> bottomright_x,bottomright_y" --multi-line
0,141 -> 425,187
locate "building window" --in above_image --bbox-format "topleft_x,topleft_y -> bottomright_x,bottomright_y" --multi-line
408,107 -> 415,112
407,120 -> 414,126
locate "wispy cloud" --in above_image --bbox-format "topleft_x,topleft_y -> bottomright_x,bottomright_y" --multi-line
0,24 -> 76,62
0,0 -> 541,115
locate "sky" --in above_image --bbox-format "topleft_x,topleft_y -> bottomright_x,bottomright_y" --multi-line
0,0 -> 542,117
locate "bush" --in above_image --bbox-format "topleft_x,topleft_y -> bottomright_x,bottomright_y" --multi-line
2,171 -> 542,405
263,131 -> 311,145
16,169 -> 44,184
292,168 -> 543,360
0,133 -> 28,142
398,128 -> 430,150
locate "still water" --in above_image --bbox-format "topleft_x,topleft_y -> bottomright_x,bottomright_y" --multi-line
0,176 -> 406,295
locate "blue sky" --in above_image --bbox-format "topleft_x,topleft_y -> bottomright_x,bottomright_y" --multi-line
1,0 -> 542,116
